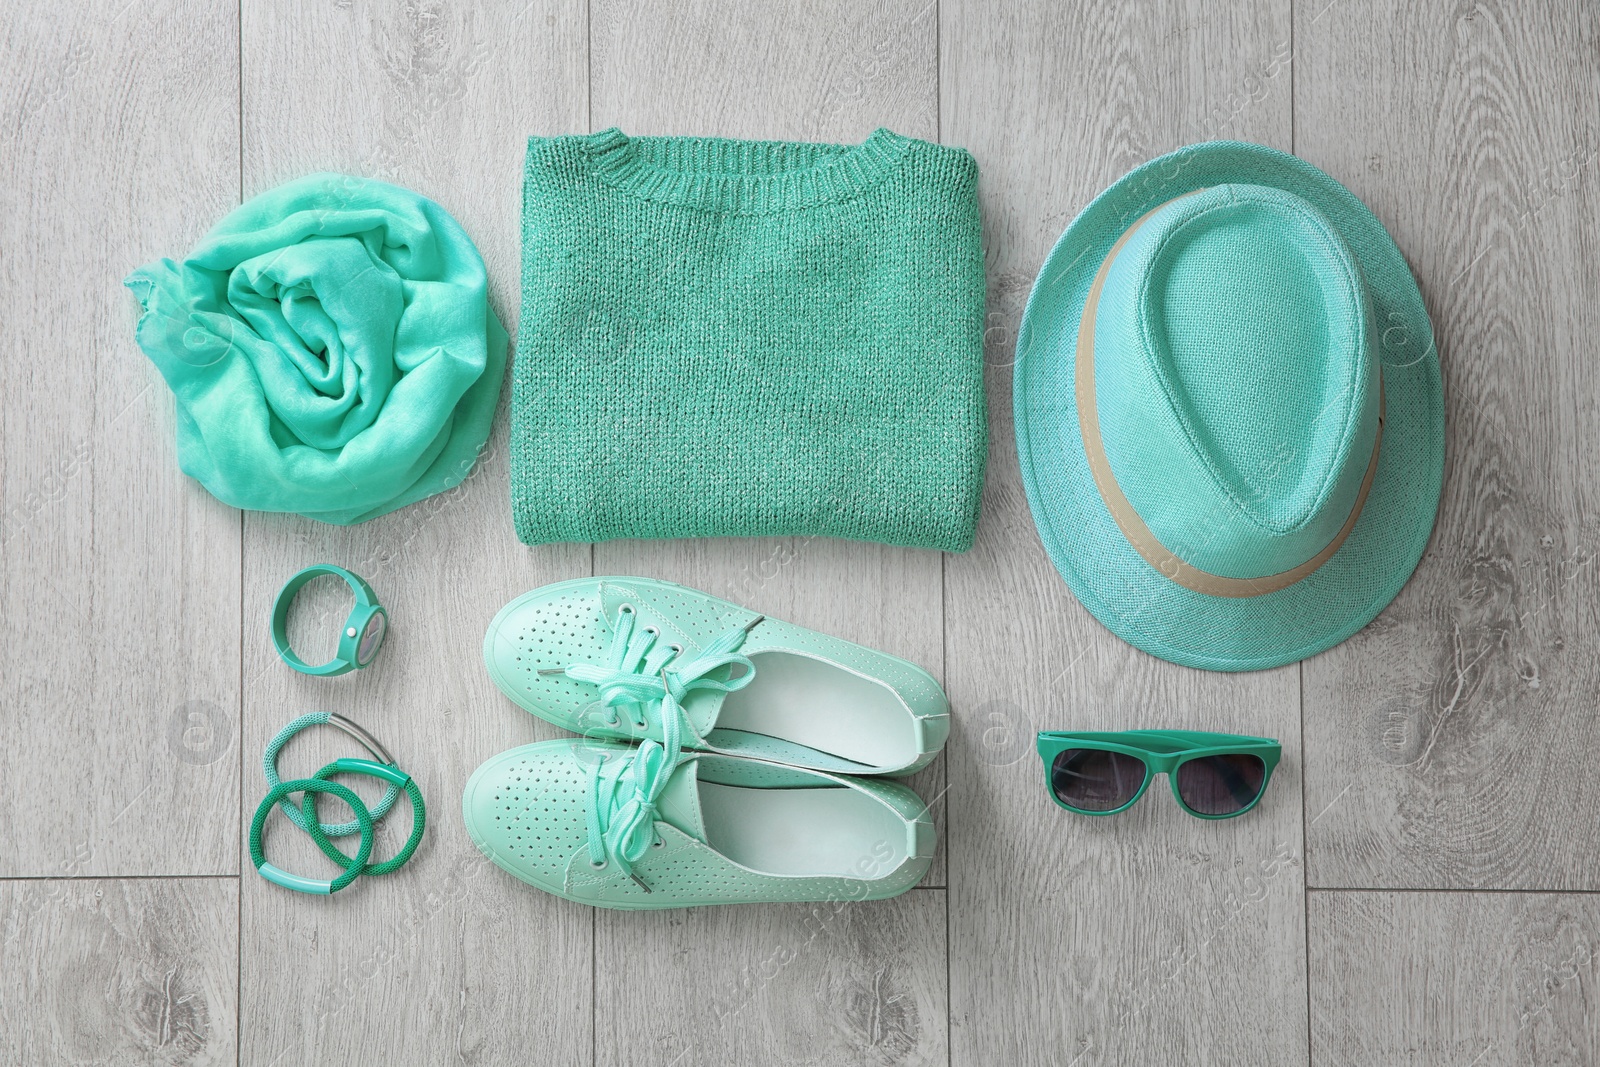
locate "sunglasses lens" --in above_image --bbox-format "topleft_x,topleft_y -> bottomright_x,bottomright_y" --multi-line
1175,754 -> 1267,815
1050,749 -> 1147,811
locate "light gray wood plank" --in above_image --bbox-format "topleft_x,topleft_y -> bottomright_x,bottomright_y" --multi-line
11,2 -> 1600,1064
591,0 -> 938,142
586,4 -> 950,1064
1310,889 -> 1600,1065
941,2 -> 1308,1064
0,877 -> 238,1066
597,888 -> 947,1067
234,1 -> 592,1064
588,0 -> 948,888
0,0 -> 241,877
1298,0 -> 1600,890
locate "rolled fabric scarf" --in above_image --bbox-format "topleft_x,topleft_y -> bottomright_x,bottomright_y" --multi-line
125,173 -> 506,524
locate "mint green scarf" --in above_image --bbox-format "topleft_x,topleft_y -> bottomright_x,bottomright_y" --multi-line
126,174 -> 505,524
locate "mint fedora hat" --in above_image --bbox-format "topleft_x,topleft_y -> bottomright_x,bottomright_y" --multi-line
1014,142 -> 1444,671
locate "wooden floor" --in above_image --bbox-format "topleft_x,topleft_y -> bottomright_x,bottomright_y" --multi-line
3,1 -> 1598,1064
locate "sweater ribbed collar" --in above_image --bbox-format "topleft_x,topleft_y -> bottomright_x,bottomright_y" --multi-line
580,127 -> 911,214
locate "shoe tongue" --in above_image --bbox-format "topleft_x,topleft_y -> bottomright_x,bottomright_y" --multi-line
676,630 -> 767,736
680,688 -> 729,737
654,758 -> 707,843
596,579 -> 761,738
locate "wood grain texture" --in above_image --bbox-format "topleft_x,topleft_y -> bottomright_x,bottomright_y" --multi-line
941,2 -> 1308,1064
1298,0 -> 1600,890
8,0 -> 1600,1062
235,1 -> 592,1064
0,0 -> 241,877
596,888 -> 947,1067
591,0 -> 938,142
1310,890 -> 1600,1065
0,878 -> 238,1066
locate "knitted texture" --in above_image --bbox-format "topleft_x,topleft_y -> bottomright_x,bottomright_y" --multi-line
512,128 -> 987,550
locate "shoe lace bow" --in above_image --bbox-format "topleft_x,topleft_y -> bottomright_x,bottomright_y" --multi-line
542,606 -> 762,739
546,607 -> 763,890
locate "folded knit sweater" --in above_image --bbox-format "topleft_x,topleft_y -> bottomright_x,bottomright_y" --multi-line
513,127 -> 987,550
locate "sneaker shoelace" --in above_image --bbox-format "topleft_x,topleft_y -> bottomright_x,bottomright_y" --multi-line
545,607 -> 764,891
541,606 -> 763,740
582,686 -> 687,891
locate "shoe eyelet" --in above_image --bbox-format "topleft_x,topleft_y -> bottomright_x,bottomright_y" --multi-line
650,837 -> 665,849
618,604 -> 635,615
589,859 -> 608,870
644,625 -> 659,636
669,644 -> 683,656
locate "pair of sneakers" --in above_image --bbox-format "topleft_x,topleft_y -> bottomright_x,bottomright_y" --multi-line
462,577 -> 949,909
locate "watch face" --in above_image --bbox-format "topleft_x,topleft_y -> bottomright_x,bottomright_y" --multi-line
356,611 -> 387,666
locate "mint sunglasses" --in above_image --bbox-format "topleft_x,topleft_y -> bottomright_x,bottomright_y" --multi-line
1036,730 -> 1281,819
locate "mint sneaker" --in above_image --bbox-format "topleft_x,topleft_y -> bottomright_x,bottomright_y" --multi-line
482,577 -> 949,775
461,731 -> 937,909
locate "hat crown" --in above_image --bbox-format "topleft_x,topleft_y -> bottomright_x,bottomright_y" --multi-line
1092,185 -> 1380,581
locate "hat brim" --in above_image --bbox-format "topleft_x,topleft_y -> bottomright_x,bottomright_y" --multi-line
1014,141 -> 1444,671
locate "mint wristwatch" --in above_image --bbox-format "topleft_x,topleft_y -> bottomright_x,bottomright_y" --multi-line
271,564 -> 388,676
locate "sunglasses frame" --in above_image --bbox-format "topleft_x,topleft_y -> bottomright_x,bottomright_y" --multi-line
1035,729 -> 1282,820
